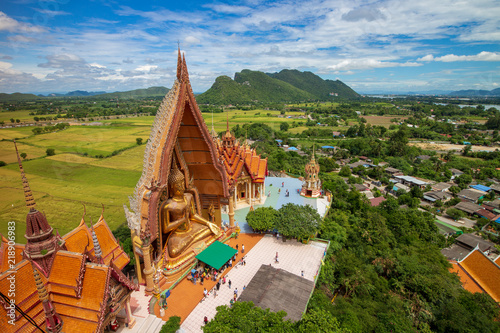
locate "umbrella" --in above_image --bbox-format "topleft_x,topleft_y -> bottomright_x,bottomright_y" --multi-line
288,147 -> 298,151
321,145 -> 335,149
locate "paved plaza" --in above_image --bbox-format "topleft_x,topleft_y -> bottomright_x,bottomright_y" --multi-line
180,235 -> 327,332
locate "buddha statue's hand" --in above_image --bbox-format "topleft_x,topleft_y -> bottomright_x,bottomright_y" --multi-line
207,221 -> 222,237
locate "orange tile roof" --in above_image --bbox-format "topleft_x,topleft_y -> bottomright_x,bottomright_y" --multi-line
0,236 -> 25,273
63,223 -> 94,255
52,263 -> 109,312
449,261 -> 484,295
459,250 -> 500,303
49,251 -> 85,290
94,216 -> 130,270
0,260 -> 44,333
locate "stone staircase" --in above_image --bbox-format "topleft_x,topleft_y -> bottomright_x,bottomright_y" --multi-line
127,314 -> 165,333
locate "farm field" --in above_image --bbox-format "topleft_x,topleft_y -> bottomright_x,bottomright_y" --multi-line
361,115 -> 407,127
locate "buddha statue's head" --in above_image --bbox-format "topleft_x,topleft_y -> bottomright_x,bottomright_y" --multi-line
168,161 -> 185,197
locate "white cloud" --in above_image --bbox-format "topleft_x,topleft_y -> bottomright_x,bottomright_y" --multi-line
418,51 -> 500,62
327,59 -> 421,71
184,36 -> 201,44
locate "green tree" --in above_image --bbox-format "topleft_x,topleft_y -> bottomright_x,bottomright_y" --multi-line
46,148 -> 55,156
15,119 -> 20,123
246,207 -> 278,232
136,137 -> 143,145
203,301 -> 293,332
20,152 -> 27,160
446,207 -> 464,220
339,166 -> 351,177
10,118 -> 14,123
275,203 -> 322,240
296,308 -> 347,332
280,122 -> 289,131
159,316 -> 180,333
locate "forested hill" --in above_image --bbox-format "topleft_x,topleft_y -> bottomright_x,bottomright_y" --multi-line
268,69 -> 359,99
196,69 -> 358,104
96,86 -> 169,99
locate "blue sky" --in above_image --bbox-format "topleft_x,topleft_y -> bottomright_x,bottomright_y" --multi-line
0,0 -> 499,94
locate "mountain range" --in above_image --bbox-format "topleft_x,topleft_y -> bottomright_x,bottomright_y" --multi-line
196,69 -> 359,104
447,88 -> 500,97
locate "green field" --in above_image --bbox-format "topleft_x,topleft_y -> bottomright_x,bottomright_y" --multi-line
0,110 -> 34,123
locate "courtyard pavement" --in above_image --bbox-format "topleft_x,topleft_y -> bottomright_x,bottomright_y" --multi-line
179,235 -> 328,333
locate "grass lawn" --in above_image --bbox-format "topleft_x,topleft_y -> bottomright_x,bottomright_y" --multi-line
19,125 -> 151,157
0,158 -> 141,243
0,110 -> 34,123
0,126 -> 38,140
0,141 -> 48,163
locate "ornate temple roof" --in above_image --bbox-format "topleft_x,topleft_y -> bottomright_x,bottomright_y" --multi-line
0,144 -> 137,333
217,140 -> 268,185
124,48 -> 229,243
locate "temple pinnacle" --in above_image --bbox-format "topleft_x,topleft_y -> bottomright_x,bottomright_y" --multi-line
14,140 -> 36,210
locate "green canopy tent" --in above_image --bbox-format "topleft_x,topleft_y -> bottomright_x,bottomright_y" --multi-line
195,241 -> 237,270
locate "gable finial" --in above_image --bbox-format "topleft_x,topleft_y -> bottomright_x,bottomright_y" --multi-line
14,140 -> 36,210
176,44 -> 182,81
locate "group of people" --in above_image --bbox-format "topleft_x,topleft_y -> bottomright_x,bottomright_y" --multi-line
201,243 -> 247,325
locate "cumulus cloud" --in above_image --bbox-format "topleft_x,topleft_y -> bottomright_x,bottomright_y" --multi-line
206,4 -> 251,15
38,54 -> 87,69
0,11 -> 45,33
418,51 -> 500,62
184,36 -> 201,44
327,59 -> 421,71
341,7 -> 386,22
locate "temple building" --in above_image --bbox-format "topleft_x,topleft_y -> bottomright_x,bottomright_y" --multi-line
0,142 -> 138,332
214,117 -> 268,211
300,149 -> 322,198
124,49 -> 232,290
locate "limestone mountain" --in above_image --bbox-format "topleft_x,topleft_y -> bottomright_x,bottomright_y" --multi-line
268,69 -> 359,99
197,68 -> 359,104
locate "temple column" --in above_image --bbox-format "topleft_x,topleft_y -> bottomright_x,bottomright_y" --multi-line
234,189 -> 237,208
125,298 -> 136,329
228,191 -> 235,228
142,242 -> 155,294
246,182 -> 249,204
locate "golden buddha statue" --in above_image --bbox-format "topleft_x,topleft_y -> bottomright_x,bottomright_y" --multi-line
160,160 -> 221,259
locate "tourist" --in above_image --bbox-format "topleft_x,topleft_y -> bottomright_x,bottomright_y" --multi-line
213,289 -> 217,298
201,276 -> 204,285
234,288 -> 238,297
301,270 -> 304,277
222,276 -> 226,284
229,259 -> 232,267
203,288 -> 207,298
204,316 -> 208,325
243,285 -> 246,290
230,299 -> 234,308
216,280 -> 221,291
282,182 -> 284,187
268,191 -> 271,197
228,279 -> 232,288
242,244 -> 245,253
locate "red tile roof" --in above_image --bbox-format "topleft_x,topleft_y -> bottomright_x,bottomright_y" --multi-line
370,196 -> 386,207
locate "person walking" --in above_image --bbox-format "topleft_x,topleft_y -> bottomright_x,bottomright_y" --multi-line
234,288 -> 238,297
216,280 -> 221,291
203,288 -> 207,298
201,276 -> 204,285
242,244 -> 245,253
204,316 -> 208,325
228,279 -> 232,289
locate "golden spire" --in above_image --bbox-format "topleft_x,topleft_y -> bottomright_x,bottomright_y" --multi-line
33,266 -> 49,301
14,140 -> 36,210
312,144 -> 315,161
176,45 -> 182,81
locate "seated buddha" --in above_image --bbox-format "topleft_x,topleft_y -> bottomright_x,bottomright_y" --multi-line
160,160 -> 221,259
